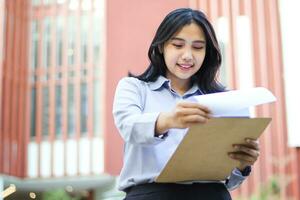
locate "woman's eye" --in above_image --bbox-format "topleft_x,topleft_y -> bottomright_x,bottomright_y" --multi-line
172,43 -> 184,48
193,46 -> 205,50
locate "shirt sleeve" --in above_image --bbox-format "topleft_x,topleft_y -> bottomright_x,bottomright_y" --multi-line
113,77 -> 165,145
225,168 -> 248,191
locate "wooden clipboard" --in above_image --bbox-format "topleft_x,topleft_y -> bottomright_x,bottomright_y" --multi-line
155,118 -> 271,183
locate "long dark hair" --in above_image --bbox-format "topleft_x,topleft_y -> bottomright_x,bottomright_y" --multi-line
129,8 -> 225,94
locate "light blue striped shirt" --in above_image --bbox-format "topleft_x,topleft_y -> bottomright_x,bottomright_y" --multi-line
113,76 -> 247,191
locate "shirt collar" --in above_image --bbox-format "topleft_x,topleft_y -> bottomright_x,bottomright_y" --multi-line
148,76 -> 170,90
148,76 -> 203,96
186,83 -> 202,96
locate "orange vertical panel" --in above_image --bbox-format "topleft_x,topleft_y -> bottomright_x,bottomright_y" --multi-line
18,0 -> 30,178
198,0 -> 209,17
218,0 -> 234,88
228,0 -> 239,90
0,0 -> 4,173
265,1 -> 296,199
10,0 -> 20,177
262,4 -> 284,199
252,1 -> 274,187
22,0 -> 30,178
242,0 -> 262,197
189,0 -> 198,9
239,0 -> 245,15
0,0 -> 29,177
3,0 -> 14,174
208,0 -> 219,23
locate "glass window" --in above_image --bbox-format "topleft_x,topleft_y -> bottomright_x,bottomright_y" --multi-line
81,15 -> 88,65
55,85 -> 62,137
93,80 -> 101,136
236,16 -> 254,89
31,0 -> 41,6
69,0 -> 79,10
94,0 -> 104,16
30,88 -> 37,137
56,16 -> 63,67
57,0 -> 65,4
43,0 -> 55,5
31,20 -> 39,69
42,87 -> 49,137
43,0 -> 54,5
81,0 -> 91,11
1,8 -> 6,62
216,17 -> 229,86
93,13 -> 101,65
43,17 -> 52,68
219,42 -> 228,86
68,83 -> 75,136
80,82 -> 88,133
67,15 -> 75,66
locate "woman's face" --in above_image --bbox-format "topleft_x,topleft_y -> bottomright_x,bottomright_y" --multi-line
163,22 -> 206,85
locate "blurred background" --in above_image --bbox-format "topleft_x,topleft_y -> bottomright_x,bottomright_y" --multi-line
0,0 -> 299,199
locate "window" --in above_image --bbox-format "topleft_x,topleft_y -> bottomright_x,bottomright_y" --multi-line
42,87 -> 49,136
67,15 -> 75,66
55,85 -> 62,137
216,17 -> 230,86
43,17 -> 52,68
279,0 -> 300,146
30,88 -> 37,137
56,16 -> 63,67
32,0 -> 41,6
93,80 -> 101,136
68,83 -> 75,136
80,82 -> 88,133
31,20 -> 39,69
81,15 -> 88,65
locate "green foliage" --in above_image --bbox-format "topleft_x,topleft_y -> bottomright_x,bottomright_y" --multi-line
42,189 -> 81,200
236,176 -> 281,200
251,177 -> 280,200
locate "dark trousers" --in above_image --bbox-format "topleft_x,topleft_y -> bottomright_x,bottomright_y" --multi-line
124,182 -> 232,200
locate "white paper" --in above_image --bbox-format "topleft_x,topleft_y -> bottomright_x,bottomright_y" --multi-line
188,87 -> 276,117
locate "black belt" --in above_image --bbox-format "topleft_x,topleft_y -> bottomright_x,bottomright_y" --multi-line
125,182 -> 227,196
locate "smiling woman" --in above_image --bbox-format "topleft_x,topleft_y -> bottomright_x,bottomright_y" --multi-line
113,8 -> 260,200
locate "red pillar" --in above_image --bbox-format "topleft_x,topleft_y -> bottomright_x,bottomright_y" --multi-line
0,0 -> 30,177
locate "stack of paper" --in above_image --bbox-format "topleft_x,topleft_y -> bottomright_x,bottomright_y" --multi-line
156,87 -> 276,183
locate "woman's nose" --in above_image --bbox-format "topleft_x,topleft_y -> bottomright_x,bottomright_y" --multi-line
181,48 -> 193,61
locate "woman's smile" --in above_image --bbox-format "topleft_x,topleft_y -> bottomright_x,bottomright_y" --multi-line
177,63 -> 194,71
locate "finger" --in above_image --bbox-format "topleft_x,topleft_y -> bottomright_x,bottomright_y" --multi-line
233,140 -> 260,151
182,115 -> 208,124
177,108 -> 210,118
178,101 -> 211,113
233,145 -> 260,158
228,152 -> 257,163
245,138 -> 260,150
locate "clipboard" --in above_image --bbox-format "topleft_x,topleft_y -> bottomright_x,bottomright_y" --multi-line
155,117 -> 271,183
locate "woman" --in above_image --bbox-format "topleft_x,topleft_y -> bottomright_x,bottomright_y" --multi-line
113,8 -> 259,200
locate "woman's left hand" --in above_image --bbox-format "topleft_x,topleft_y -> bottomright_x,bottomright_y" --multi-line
228,138 -> 260,171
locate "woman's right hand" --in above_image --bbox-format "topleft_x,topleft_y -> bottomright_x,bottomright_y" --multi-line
155,101 -> 211,135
